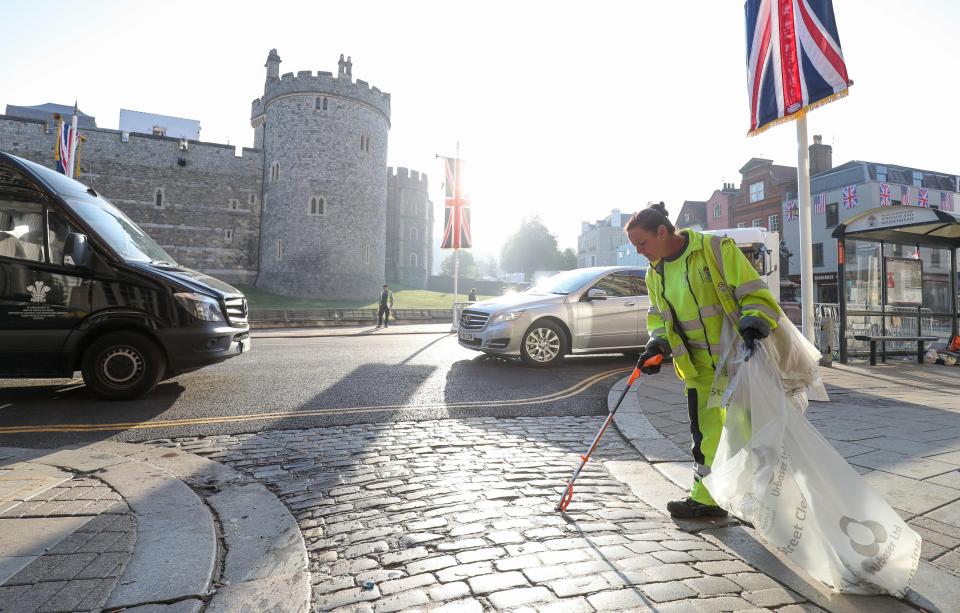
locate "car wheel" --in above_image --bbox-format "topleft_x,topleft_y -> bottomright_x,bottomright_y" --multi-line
81,331 -> 165,400
520,320 -> 568,367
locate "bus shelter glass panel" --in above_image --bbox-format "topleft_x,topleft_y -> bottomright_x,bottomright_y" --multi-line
844,240 -> 882,356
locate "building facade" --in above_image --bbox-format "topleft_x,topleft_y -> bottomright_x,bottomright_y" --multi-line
385,167 -> 433,288
731,157 -> 796,234
577,208 -> 627,267
0,50 -> 433,298
675,200 -> 707,231
705,183 -> 739,230
781,158 -> 959,305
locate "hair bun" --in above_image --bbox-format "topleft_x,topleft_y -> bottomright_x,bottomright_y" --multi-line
648,201 -> 668,215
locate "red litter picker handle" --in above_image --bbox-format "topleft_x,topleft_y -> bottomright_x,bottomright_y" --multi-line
556,353 -> 663,512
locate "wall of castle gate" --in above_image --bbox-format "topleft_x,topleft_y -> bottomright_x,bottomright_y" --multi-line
0,115 -> 263,285
385,167 -> 433,289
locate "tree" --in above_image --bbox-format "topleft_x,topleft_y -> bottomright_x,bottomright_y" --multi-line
500,216 -> 568,280
556,247 -> 577,270
440,250 -> 476,279
475,254 -> 499,279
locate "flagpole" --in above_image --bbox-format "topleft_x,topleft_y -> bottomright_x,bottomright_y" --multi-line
70,102 -> 80,178
452,140 -> 460,305
796,114 -> 815,343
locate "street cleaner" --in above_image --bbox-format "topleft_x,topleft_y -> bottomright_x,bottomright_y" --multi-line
628,202 -> 921,596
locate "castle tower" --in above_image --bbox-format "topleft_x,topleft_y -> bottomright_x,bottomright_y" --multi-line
250,51 -> 391,299
385,167 -> 433,288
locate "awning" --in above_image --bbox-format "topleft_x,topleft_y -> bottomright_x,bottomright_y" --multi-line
833,206 -> 960,249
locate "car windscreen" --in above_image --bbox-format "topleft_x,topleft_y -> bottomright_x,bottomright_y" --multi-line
65,196 -> 176,264
528,269 -> 610,294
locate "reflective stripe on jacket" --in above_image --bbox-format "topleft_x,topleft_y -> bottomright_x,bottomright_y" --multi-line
646,229 -> 780,380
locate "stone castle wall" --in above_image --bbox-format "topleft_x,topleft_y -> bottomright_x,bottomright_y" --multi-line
385,167 -> 432,289
0,115 -> 263,284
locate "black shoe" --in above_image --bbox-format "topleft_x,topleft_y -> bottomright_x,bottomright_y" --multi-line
667,497 -> 728,519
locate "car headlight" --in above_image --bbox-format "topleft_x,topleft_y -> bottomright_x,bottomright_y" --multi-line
491,310 -> 525,323
174,292 -> 225,322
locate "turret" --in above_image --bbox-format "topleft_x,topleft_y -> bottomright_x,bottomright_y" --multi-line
337,54 -> 353,81
264,49 -> 281,91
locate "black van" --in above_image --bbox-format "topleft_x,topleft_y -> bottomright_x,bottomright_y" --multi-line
0,152 -> 250,399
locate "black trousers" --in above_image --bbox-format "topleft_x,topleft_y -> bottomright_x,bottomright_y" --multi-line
378,305 -> 390,325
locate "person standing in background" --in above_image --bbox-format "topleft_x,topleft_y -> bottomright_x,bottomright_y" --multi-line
377,284 -> 394,328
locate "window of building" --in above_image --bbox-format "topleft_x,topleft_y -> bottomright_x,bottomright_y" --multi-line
913,170 -> 923,187
360,135 -> 370,152
737,222 -> 747,228
410,227 -> 418,241
713,203 -> 722,219
276,239 -> 283,260
749,181 -> 764,203
409,252 -> 418,267
229,199 -> 238,210
323,97 -> 328,110
308,197 -> 325,216
249,194 -> 256,206
752,218 -> 762,228
813,243 -> 824,267
364,244 -> 370,264
768,214 -> 779,232
271,162 -> 279,183
826,203 -> 839,228
932,249 -> 941,266
154,189 -> 164,208
224,229 -> 233,241
876,165 -> 887,182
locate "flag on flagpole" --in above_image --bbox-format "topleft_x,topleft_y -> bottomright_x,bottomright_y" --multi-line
942,191 -> 955,212
901,185 -> 911,206
813,193 -> 826,214
53,104 -> 81,178
879,183 -> 892,206
744,0 -> 852,135
841,185 -> 858,209
917,188 -> 929,208
440,157 -> 472,249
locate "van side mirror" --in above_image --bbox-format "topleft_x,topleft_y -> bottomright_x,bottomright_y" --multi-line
587,288 -> 608,301
63,232 -> 90,268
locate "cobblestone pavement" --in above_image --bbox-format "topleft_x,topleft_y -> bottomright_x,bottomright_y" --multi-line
638,362 -> 960,579
0,473 -> 136,613
158,417 -> 824,612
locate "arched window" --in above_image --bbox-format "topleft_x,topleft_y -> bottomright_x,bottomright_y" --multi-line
154,189 -> 163,208
315,97 -> 322,109
317,197 -> 325,215
409,252 -> 418,267
309,197 -> 317,215
322,97 -> 328,110
271,162 -> 279,183
410,227 -> 418,241
308,197 -> 325,216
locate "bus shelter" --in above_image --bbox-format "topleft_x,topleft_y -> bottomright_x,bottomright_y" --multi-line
832,206 -> 960,363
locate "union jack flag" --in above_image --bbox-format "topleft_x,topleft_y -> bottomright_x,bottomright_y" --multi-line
942,191 -> 955,212
784,199 -> 798,221
813,193 -> 826,214
441,157 -> 472,249
841,184 -> 858,209
54,112 -> 80,178
745,0 -> 852,135
879,183 -> 891,206
917,188 -> 929,208
901,184 -> 911,206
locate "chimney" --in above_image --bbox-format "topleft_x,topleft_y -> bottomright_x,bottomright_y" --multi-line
809,134 -> 833,175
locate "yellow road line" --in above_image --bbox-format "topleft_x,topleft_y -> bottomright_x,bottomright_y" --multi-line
0,367 -> 630,434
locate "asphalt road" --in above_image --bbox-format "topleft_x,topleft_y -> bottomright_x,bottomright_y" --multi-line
0,332 -> 638,448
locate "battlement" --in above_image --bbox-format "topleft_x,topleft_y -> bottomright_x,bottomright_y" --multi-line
389,166 -> 429,187
251,68 -> 391,121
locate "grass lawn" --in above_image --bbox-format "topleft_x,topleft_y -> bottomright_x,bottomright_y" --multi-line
237,284 -> 497,310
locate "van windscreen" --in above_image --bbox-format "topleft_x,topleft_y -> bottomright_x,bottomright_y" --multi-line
66,196 -> 176,265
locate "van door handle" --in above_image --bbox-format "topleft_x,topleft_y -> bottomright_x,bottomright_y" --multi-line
625,302 -> 636,307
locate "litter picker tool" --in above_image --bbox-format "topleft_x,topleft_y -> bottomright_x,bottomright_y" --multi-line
556,353 -> 663,512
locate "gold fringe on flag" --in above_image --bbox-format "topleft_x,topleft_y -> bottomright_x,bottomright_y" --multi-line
53,113 -> 62,162
747,88 -> 850,137
74,135 -> 86,178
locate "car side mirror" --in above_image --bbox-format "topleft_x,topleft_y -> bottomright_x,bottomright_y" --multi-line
587,288 -> 608,301
63,232 -> 90,268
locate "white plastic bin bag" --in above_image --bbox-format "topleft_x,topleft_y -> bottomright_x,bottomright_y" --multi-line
703,344 -> 922,597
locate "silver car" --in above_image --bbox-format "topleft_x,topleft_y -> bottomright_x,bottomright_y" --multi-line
457,266 -> 650,367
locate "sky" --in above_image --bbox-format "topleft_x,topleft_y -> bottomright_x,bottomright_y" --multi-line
1,0 -> 958,263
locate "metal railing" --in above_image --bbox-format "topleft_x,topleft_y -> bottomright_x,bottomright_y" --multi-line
250,308 -> 453,323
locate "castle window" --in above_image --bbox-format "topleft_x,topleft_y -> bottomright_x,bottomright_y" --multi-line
229,199 -> 239,210
277,239 -> 283,260
154,188 -> 164,208
323,97 -> 328,110
360,135 -> 370,153
364,244 -> 370,264
315,97 -> 322,109
249,194 -> 256,206
410,227 -> 418,241
308,197 -> 326,216
271,162 -> 279,183
409,253 -> 418,267
224,229 -> 233,241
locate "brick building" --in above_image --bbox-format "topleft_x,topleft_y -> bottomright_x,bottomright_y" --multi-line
731,158 -> 797,234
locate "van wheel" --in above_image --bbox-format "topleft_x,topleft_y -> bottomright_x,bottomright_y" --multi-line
81,331 -> 165,400
520,321 -> 568,367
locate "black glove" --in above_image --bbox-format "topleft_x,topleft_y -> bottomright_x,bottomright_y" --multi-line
637,346 -> 664,375
741,327 -> 765,357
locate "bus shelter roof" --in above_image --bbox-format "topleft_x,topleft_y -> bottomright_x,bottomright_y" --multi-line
832,206 -> 960,249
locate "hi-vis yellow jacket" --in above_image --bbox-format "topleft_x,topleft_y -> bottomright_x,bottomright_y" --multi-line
646,229 -> 781,381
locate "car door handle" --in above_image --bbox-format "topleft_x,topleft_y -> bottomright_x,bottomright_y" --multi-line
625,302 -> 636,307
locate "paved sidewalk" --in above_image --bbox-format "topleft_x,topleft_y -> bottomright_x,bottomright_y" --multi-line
253,323 -> 454,339
0,443 -> 309,613
611,360 -> 960,612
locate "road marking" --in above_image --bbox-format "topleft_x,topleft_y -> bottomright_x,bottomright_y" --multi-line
0,367 -> 631,434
